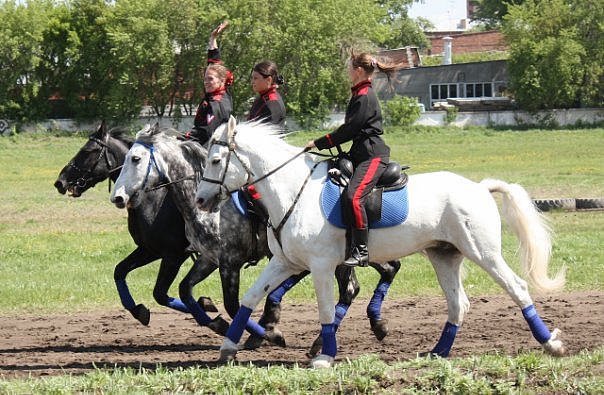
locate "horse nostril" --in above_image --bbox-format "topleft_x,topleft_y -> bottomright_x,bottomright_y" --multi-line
54,180 -> 66,194
196,197 -> 205,209
113,196 -> 124,205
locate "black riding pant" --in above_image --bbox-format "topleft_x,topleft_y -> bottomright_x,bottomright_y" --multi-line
343,156 -> 388,229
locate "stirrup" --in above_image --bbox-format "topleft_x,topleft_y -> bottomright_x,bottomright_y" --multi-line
343,250 -> 369,267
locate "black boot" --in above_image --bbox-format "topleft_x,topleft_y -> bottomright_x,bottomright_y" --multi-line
343,227 -> 369,267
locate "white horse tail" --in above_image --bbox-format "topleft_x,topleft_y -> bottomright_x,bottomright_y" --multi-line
480,179 -> 566,292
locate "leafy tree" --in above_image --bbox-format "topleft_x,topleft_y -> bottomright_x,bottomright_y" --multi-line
471,0 -> 525,29
502,0 -> 603,110
0,0 -> 50,119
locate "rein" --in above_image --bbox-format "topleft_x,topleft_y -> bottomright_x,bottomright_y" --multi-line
203,132 -> 323,247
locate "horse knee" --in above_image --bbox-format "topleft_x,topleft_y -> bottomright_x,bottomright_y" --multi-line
152,288 -> 169,306
178,280 -> 193,301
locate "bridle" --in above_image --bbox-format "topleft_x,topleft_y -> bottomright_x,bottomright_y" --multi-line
66,133 -> 122,192
132,141 -> 197,193
201,130 -> 319,245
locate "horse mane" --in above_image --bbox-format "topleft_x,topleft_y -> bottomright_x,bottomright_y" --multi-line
108,127 -> 134,145
135,125 -> 207,172
234,121 -> 313,160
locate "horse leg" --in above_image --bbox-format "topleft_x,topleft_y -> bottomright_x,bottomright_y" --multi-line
243,270 -> 310,350
367,260 -> 401,340
309,263 -> 338,368
423,247 -> 468,357
218,258 -> 298,362
178,258 -> 228,336
114,247 -> 158,326
308,265 -> 359,358
468,251 -> 565,356
152,252 -> 191,313
218,265 -> 288,348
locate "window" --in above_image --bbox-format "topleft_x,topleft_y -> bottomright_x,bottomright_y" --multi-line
464,82 -> 495,98
430,83 -> 459,101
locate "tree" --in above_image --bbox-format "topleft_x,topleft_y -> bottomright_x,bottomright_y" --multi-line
0,0 -> 50,119
502,0 -> 603,110
471,0 -> 525,29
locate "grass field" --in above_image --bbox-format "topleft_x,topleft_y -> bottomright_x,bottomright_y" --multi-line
0,125 -> 603,392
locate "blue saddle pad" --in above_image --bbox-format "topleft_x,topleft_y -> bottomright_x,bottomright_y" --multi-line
320,177 -> 409,229
230,191 -> 249,217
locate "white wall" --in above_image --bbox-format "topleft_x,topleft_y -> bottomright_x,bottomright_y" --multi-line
2,108 -> 602,135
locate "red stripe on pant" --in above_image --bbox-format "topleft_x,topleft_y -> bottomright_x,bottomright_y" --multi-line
352,157 -> 382,229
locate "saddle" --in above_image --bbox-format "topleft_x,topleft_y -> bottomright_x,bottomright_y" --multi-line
331,157 -> 408,224
321,157 -> 410,229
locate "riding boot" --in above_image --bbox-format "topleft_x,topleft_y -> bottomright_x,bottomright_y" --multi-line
343,227 -> 369,267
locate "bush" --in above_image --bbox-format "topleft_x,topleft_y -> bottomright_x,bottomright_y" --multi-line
381,95 -> 422,127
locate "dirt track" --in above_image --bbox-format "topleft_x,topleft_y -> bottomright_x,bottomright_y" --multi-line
1,291 -> 602,378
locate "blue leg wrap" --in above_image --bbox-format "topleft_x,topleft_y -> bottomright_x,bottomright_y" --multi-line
522,304 -> 551,344
245,318 -> 266,338
226,306 -> 253,344
267,275 -> 303,304
115,279 -> 135,310
334,303 -> 350,330
320,323 -> 337,357
431,321 -> 459,357
183,296 -> 211,326
167,297 -> 189,313
367,281 -> 391,320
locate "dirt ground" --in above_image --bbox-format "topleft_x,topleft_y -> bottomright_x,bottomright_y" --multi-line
1,291 -> 602,378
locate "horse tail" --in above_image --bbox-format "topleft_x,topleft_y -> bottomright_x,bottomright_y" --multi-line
480,178 -> 566,292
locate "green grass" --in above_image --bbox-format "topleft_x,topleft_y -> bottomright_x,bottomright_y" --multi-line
1,347 -> 602,393
0,126 -> 602,392
0,128 -> 603,313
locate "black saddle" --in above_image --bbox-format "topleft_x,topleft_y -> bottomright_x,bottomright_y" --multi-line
329,157 -> 409,226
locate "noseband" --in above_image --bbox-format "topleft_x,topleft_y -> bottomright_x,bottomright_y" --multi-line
67,133 -> 122,191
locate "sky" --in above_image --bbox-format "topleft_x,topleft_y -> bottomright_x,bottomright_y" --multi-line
408,0 -> 469,31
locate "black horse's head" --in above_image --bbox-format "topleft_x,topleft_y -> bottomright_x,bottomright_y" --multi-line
54,121 -> 132,197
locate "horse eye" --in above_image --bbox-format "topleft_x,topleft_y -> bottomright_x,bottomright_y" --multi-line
211,153 -> 221,165
132,156 -> 141,163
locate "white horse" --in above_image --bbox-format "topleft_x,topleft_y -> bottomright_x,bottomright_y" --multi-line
195,116 -> 566,368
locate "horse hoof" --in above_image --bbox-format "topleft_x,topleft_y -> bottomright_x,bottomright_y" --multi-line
208,315 -> 230,336
419,351 -> 443,359
197,296 -> 218,313
306,335 -> 322,358
310,354 -> 334,368
242,335 -> 264,350
543,328 -> 565,357
264,327 -> 286,347
218,338 -> 238,363
370,318 -> 389,341
131,304 -> 150,326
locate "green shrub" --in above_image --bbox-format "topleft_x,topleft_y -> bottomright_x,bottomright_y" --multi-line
381,95 -> 422,127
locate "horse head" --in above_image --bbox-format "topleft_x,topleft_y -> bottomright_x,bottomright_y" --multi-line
195,116 -> 251,212
110,123 -> 173,208
54,121 -> 131,197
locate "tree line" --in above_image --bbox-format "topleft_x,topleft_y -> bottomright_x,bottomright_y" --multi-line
0,0 -> 601,125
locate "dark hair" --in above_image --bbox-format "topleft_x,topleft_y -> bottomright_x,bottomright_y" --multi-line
350,51 -> 398,82
253,60 -> 285,86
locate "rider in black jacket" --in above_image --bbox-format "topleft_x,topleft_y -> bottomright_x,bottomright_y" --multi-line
305,52 -> 397,267
189,22 -> 233,145
248,60 -> 286,128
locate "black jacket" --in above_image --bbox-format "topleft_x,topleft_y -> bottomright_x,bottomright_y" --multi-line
248,86 -> 286,127
314,80 -> 389,165
191,48 -> 233,145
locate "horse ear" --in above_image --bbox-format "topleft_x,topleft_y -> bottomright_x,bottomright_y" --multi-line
150,122 -> 161,135
227,115 -> 236,138
98,120 -> 107,135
